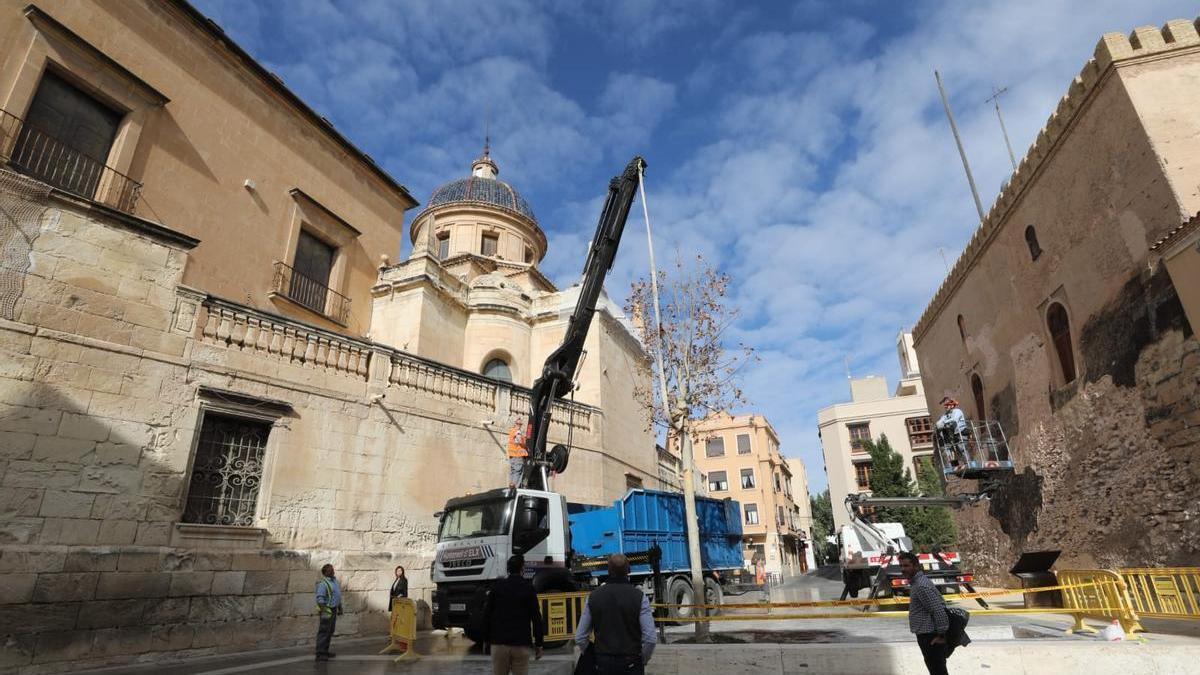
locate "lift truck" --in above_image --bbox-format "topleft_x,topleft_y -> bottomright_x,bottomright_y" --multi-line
838,419 -> 1016,605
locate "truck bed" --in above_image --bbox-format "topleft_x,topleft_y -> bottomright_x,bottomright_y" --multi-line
569,489 -> 744,576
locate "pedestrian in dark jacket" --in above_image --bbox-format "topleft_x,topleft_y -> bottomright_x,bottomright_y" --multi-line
483,555 -> 544,675
899,551 -> 950,675
574,553 -> 656,675
390,565 -> 408,605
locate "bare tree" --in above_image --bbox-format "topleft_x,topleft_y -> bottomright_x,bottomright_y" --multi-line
627,254 -> 755,432
625,254 -> 756,639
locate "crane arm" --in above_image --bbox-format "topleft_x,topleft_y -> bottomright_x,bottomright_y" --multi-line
521,156 -> 645,490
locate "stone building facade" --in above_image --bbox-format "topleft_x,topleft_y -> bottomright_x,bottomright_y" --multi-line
0,1 -> 655,670
911,18 -> 1200,582
686,413 -> 813,576
818,332 -> 936,532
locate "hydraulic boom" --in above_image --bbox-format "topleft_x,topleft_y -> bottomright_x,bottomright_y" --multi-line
521,156 -> 646,490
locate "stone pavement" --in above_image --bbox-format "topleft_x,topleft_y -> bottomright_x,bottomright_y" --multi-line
73,572 -> 1200,674
77,634 -> 575,675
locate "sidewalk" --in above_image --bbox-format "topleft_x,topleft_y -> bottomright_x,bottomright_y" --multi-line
75,634 -> 574,675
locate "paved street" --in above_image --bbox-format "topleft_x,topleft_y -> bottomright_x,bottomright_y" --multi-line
83,569 -> 1200,675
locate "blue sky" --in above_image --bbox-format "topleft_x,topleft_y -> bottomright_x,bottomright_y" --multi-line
193,0 -> 1195,494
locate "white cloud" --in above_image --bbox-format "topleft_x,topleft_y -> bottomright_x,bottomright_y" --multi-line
192,0 -> 1200,494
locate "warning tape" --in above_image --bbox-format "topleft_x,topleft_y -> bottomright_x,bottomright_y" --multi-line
653,581 -> 1099,611
656,606 -> 1132,623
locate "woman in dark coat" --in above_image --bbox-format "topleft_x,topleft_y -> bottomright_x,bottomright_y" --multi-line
389,566 -> 408,607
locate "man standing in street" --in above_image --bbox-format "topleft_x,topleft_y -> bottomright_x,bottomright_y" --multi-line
483,554 -> 544,675
315,563 -> 343,661
899,551 -> 950,675
574,554 -> 656,674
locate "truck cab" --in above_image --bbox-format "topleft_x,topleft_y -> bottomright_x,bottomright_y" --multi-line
431,487 -> 570,632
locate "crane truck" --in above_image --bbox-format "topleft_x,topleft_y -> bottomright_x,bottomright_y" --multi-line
430,157 -> 746,639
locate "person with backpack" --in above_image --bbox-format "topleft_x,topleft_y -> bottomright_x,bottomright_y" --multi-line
898,551 -> 950,675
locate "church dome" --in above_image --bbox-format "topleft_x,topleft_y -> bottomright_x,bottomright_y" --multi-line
427,175 -> 538,225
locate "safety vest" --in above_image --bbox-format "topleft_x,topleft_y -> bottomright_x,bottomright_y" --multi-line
507,425 -> 528,458
317,578 -> 336,617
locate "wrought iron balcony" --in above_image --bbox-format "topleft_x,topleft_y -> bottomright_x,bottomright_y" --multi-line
271,260 -> 351,324
0,109 -> 142,214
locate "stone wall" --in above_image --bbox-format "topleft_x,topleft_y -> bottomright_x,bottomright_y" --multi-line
910,21 -> 1200,583
0,177 -> 634,671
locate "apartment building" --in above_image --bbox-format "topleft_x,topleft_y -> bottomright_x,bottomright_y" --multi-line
688,413 -> 813,576
817,332 -> 936,531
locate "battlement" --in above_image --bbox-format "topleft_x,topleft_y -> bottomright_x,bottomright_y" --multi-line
913,18 -> 1200,343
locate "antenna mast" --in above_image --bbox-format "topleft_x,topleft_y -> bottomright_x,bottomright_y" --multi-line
986,86 -> 1018,171
935,71 -> 985,223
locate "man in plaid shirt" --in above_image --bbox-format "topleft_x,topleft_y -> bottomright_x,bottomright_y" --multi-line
899,551 -> 950,675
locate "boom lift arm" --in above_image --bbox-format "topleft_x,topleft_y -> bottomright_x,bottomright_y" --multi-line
521,157 -> 646,490
843,493 -> 988,607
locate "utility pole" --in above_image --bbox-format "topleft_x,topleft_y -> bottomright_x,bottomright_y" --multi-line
934,70 -> 985,223
637,167 -> 708,641
986,86 -> 1018,171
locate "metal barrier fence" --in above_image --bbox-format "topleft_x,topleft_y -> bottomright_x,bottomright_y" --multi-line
1121,567 -> 1200,620
535,569 -> 1200,641
1056,569 -> 1143,636
539,591 -> 590,642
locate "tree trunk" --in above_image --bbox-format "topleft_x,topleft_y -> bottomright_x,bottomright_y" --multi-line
679,428 -> 710,641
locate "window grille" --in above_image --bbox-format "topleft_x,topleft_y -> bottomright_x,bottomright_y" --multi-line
183,413 -> 271,527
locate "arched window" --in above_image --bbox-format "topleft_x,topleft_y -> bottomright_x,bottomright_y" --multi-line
957,315 -> 967,343
971,373 -> 986,421
482,358 -> 512,383
1024,225 -> 1042,261
1046,303 -> 1076,383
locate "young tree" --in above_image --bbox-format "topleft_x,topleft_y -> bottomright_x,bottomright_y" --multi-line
626,255 -> 755,430
809,489 -> 834,565
862,435 -> 956,550
625,254 -> 756,639
906,458 -> 958,551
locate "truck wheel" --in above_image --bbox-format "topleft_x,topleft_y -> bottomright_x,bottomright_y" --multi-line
703,577 -> 723,617
666,576 -> 695,621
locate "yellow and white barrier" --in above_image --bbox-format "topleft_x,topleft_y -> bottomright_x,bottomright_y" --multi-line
380,597 -> 419,661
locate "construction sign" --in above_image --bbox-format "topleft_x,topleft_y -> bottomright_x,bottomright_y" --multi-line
380,597 -> 419,661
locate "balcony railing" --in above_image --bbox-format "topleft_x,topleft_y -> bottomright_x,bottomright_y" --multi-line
272,261 -> 351,324
0,109 -> 142,214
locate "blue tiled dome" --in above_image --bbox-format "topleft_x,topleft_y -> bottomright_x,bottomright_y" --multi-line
427,176 -> 538,225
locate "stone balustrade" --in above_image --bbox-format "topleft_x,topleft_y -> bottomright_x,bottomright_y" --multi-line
508,388 -> 594,433
386,350 -> 498,410
198,297 -> 371,380
190,292 -> 598,433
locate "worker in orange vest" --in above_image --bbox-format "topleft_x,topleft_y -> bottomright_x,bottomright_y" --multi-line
507,417 -> 529,487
